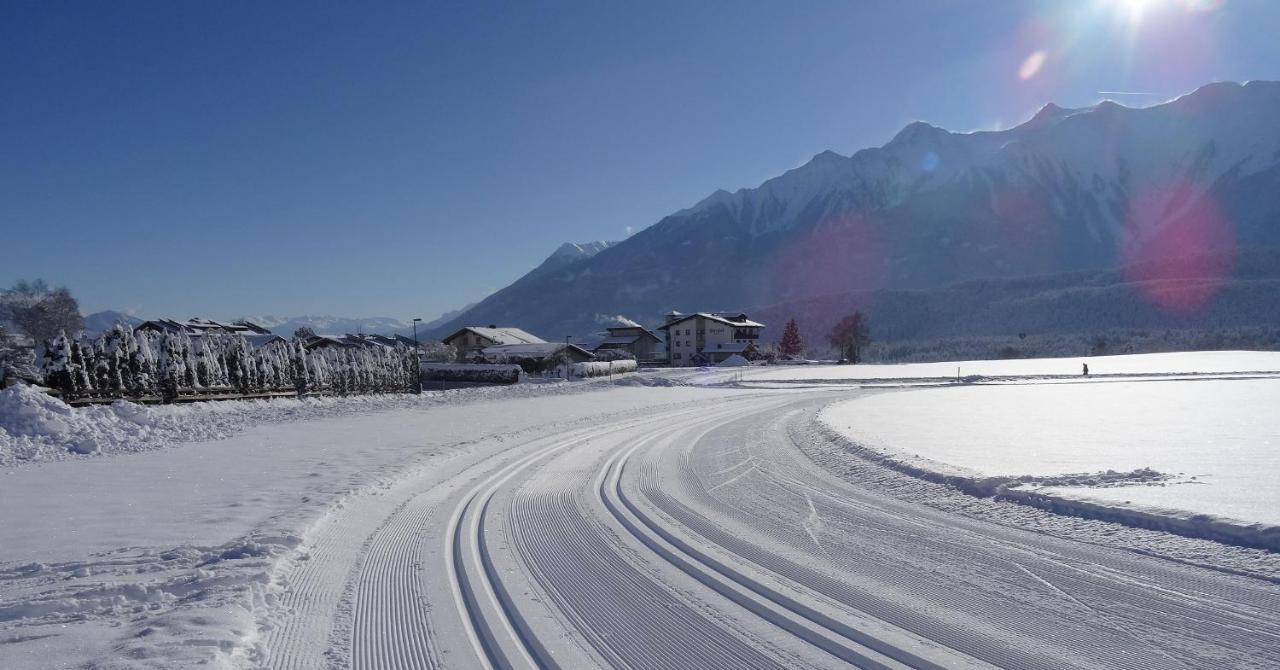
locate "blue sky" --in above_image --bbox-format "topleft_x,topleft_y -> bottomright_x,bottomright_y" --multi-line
4,0 -> 1278,321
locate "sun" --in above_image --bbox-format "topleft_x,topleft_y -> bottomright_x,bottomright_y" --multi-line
1109,0 -> 1159,23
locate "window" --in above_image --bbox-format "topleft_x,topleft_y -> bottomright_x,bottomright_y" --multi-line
685,329 -> 690,335
673,353 -> 682,360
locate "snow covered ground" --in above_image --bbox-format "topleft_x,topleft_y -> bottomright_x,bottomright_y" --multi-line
821,376 -> 1280,544
744,350 -> 1280,383
3,353 -> 1279,668
0,380 -> 750,668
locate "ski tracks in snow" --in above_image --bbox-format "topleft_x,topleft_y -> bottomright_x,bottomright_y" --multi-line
249,390 -> 1280,669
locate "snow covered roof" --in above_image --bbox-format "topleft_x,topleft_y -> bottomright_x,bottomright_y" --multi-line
707,342 -> 750,353
481,342 -> 593,359
135,318 -> 273,336
245,334 -> 288,349
656,312 -> 765,330
604,326 -> 662,342
443,326 -> 546,346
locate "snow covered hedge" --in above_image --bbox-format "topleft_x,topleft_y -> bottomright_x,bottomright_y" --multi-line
38,325 -> 418,400
420,363 -> 522,384
569,359 -> 637,379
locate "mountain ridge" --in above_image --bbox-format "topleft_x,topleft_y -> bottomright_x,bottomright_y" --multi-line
427,80 -> 1280,341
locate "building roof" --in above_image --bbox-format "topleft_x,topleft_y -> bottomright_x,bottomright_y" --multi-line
245,333 -> 288,349
341,333 -> 404,348
442,326 -> 546,346
135,318 -> 273,336
302,335 -> 359,350
481,342 -> 593,359
605,326 -> 662,342
656,312 -> 765,330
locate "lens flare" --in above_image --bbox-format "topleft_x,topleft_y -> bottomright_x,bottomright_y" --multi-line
1018,50 -> 1048,80
1122,182 -> 1235,315
767,214 -> 886,307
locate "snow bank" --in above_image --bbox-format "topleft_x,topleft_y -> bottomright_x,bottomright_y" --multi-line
420,362 -> 522,384
2,374 -> 669,465
570,359 -> 637,379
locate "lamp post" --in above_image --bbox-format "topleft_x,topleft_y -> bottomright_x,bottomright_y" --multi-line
564,335 -> 571,380
412,318 -> 422,394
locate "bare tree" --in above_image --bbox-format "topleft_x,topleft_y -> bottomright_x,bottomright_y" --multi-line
828,311 -> 871,363
3,280 -> 84,345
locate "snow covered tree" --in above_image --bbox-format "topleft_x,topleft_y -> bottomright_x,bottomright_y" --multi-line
0,325 -> 36,386
593,348 -> 635,362
828,311 -> 871,363
42,332 -> 74,395
778,318 -> 804,358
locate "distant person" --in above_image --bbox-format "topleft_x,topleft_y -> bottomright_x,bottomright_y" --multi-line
1082,363 -> 1089,377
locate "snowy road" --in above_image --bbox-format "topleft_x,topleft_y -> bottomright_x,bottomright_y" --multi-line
253,390 -> 1280,669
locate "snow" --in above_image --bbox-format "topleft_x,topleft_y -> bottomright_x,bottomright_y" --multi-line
3,361 -> 1280,667
0,382 -> 760,668
744,350 -> 1280,382
820,377 -> 1280,536
715,354 -> 750,367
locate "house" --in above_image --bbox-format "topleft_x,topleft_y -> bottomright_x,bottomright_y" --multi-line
441,326 -> 545,362
481,341 -> 595,373
135,318 -> 273,337
593,325 -> 663,362
657,311 -> 764,366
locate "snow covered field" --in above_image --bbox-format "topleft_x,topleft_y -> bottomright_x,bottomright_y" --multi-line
745,350 -> 1280,382
822,376 -> 1280,540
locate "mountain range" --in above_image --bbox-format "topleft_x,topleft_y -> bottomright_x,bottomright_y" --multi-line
427,80 -> 1280,342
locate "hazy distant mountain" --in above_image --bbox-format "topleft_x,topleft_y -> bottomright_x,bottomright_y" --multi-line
427,80 -> 1280,340
242,315 -> 412,337
420,302 -> 478,332
83,310 -> 144,335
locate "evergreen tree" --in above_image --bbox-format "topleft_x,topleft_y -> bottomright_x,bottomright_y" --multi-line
778,318 -> 804,357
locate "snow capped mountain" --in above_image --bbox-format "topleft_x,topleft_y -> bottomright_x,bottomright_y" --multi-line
428,80 -> 1280,340
241,315 -> 412,337
82,310 -> 144,335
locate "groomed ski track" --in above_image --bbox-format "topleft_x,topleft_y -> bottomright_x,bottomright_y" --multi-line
253,390 -> 1280,669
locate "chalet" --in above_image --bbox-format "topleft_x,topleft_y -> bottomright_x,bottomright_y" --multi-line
657,311 -> 764,366
442,326 -> 545,362
593,325 -> 663,362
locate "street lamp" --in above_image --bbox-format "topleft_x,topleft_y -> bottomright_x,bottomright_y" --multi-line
412,318 -> 422,394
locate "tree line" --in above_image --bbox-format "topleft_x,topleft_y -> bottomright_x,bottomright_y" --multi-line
40,325 -> 419,401
773,311 -> 871,363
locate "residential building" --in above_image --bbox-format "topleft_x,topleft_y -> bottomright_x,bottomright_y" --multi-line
593,325 -> 663,362
441,326 -> 545,362
657,312 -> 764,366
